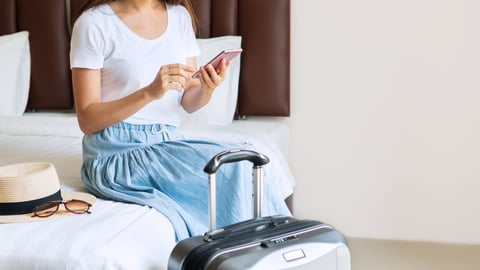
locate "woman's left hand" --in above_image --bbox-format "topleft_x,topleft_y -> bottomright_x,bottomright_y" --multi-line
197,59 -> 230,92
180,58 -> 230,113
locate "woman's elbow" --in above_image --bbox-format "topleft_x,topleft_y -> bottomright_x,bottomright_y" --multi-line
76,115 -> 96,135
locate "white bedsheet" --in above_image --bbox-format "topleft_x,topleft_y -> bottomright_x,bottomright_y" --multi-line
0,113 -> 296,270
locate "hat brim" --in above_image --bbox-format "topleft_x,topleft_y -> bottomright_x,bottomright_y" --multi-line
0,192 -> 96,223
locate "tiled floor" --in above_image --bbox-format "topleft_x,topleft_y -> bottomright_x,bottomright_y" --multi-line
348,238 -> 480,270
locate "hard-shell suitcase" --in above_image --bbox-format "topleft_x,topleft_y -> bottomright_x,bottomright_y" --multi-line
168,149 -> 351,270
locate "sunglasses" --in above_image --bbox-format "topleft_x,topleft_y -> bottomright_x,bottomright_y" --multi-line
31,199 -> 92,218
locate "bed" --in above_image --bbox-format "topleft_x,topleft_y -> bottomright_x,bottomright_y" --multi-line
0,0 -> 294,269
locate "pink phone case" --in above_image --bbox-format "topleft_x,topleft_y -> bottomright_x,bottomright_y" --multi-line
192,48 -> 243,78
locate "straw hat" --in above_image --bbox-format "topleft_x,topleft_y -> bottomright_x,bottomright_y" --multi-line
0,162 -> 95,223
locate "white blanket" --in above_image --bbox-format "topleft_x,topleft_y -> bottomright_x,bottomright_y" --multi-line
0,113 -> 296,270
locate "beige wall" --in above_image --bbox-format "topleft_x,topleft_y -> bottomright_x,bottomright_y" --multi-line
288,0 -> 480,244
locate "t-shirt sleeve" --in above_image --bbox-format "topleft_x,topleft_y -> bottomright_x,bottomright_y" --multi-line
70,12 -> 105,69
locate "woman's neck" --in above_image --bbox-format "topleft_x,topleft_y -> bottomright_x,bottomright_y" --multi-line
110,0 -> 168,40
115,0 -> 163,12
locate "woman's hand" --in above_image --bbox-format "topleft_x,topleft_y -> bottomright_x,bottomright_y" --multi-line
196,59 -> 230,93
180,58 -> 231,113
145,63 -> 195,99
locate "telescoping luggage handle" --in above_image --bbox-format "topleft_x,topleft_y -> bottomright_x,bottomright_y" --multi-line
203,149 -> 270,232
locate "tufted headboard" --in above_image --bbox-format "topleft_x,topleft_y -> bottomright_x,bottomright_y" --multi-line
0,0 -> 290,116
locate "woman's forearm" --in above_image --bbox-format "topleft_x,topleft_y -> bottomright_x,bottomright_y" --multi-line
180,82 -> 214,113
76,88 -> 153,135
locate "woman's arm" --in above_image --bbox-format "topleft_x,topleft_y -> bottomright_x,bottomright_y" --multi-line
72,68 -> 151,135
73,63 -> 194,135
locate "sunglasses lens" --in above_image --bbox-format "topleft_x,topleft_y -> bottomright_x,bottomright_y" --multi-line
65,200 -> 90,214
34,201 -> 60,217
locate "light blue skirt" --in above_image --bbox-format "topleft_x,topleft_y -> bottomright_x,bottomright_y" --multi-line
81,122 -> 291,241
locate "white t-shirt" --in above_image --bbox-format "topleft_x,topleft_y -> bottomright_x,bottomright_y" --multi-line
70,4 -> 200,125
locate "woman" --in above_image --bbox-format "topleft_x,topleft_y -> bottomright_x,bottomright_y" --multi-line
70,0 -> 290,241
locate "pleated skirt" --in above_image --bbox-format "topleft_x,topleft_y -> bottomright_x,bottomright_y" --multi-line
81,122 -> 291,241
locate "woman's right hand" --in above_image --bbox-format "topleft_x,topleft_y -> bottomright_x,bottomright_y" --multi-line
145,63 -> 195,99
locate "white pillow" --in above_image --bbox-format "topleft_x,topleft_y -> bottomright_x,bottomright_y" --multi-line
0,31 -> 30,116
180,36 -> 242,127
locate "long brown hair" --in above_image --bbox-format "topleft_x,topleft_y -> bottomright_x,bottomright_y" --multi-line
74,0 -> 198,33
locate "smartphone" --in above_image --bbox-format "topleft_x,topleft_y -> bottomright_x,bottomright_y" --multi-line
192,48 -> 243,78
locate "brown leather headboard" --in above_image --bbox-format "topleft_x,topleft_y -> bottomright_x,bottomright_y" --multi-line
0,0 -> 290,116
0,0 -> 73,110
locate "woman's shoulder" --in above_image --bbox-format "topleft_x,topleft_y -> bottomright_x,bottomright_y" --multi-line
75,4 -> 114,26
166,4 -> 194,30
167,4 -> 191,19
74,4 -> 116,36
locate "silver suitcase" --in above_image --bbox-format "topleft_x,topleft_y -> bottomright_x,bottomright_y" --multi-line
168,149 -> 351,270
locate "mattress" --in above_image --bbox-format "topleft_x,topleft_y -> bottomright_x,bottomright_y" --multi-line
0,113 -> 296,270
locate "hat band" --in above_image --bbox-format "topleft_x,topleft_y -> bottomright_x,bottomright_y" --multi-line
0,190 -> 62,216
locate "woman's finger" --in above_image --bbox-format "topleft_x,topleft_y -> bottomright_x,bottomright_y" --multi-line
163,63 -> 195,77
207,64 -> 224,86
168,82 -> 184,91
216,59 -> 229,79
